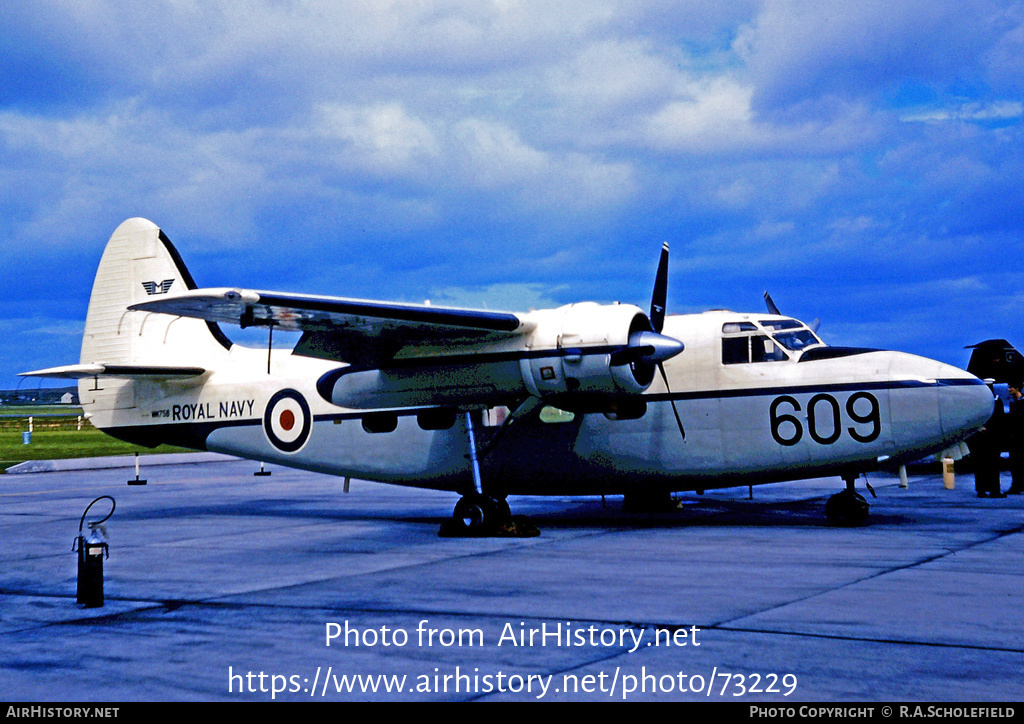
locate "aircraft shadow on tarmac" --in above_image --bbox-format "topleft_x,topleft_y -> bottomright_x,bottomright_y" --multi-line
482,499 -> 913,530
112,485 -> 914,531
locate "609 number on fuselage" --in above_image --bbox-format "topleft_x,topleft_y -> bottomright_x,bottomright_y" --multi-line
769,392 -> 881,447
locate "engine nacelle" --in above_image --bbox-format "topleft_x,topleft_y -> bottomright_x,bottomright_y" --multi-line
317,303 -> 679,410
519,302 -> 653,398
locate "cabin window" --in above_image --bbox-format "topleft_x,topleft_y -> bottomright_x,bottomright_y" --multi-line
722,322 -> 757,334
722,336 -> 749,364
484,406 -> 509,427
417,409 -> 457,430
539,406 -> 575,424
362,412 -> 398,433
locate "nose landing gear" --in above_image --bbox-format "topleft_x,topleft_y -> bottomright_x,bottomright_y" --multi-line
825,473 -> 874,527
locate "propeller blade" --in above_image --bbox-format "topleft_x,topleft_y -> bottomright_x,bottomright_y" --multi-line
765,291 -> 821,333
658,363 -> 685,440
651,242 -> 670,333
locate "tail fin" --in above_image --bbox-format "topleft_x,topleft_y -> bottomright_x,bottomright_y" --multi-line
78,218 -> 232,411
965,339 -> 1024,385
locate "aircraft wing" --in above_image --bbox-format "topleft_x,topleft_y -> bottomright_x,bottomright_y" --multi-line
129,288 -> 529,365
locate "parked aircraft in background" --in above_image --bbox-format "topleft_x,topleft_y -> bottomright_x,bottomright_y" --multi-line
964,338 -> 1023,469
966,339 -> 1024,387
23,219 -> 994,533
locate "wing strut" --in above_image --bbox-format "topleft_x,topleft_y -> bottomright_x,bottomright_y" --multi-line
478,397 -> 545,460
266,322 -> 275,375
464,412 -> 485,498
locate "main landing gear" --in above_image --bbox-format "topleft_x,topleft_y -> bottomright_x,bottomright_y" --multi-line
825,473 -> 875,527
440,493 -> 539,538
438,413 -> 539,538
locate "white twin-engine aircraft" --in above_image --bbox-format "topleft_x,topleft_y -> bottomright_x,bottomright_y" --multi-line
25,218 -> 993,534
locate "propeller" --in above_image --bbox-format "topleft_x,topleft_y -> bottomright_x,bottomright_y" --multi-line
764,291 -> 820,333
608,242 -> 684,376
605,244 -> 685,438
651,243 -> 684,438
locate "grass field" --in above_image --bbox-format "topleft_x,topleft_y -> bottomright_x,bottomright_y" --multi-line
0,406 -> 189,472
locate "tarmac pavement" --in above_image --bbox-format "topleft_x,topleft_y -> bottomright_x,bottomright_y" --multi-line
1,456 -> 1022,702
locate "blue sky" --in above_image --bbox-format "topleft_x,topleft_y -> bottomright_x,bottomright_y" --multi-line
3,1 -> 1023,388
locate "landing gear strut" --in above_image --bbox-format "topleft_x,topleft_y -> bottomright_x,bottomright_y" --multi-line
825,473 -> 872,527
439,413 -> 538,538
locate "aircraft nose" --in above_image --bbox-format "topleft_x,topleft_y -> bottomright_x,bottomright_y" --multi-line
887,352 -> 994,453
935,363 -> 994,443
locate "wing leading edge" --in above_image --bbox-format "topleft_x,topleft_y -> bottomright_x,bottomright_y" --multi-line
129,288 -> 529,365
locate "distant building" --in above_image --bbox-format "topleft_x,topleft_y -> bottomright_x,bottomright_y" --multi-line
0,386 -> 78,406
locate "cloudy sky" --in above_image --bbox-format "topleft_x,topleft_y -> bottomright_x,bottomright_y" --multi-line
3,1 -> 1023,388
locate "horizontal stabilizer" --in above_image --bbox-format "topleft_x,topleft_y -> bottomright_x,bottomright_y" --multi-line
20,363 -> 207,380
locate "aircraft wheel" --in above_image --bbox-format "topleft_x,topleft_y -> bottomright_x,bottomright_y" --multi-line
441,495 -> 516,537
825,490 -> 869,527
492,497 -> 512,525
454,496 -> 489,532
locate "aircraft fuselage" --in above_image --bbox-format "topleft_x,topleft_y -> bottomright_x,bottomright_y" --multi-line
86,310 -> 991,496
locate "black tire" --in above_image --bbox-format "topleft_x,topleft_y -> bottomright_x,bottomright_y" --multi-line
453,496 -> 488,532
825,490 -> 869,527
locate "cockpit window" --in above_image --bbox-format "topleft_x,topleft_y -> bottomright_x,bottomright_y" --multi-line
752,335 -> 788,362
759,319 -> 803,331
722,334 -> 789,364
722,317 -> 822,364
774,329 -> 821,352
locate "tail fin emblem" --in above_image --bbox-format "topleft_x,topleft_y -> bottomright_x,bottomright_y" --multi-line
142,279 -> 175,295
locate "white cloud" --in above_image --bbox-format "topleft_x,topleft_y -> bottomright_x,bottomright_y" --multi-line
453,118 -> 547,188
0,105 -> 272,247
733,0 -> 1017,111
645,77 -> 756,152
428,282 -> 565,312
317,102 -> 440,177
900,100 -> 1024,123
544,39 -> 681,118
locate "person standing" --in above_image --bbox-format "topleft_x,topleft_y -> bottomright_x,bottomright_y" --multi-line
971,398 -> 1005,498
1007,381 -> 1024,494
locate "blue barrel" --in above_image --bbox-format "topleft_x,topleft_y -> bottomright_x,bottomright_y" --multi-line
22,431 -> 31,445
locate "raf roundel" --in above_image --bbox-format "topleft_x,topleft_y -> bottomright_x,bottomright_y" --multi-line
263,389 -> 312,453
